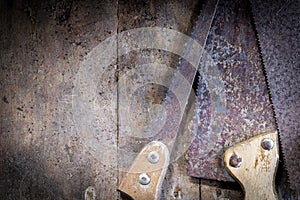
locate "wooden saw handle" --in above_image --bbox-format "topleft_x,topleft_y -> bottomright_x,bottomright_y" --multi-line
224,131 -> 279,200
118,141 -> 169,200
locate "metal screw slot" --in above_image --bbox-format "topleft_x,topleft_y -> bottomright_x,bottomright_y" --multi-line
229,154 -> 242,168
138,173 -> 151,185
261,138 -> 274,150
147,151 -> 160,164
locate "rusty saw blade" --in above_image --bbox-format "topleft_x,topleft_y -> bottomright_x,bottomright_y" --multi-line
149,0 -> 220,151
118,0 -> 219,198
117,0 -> 220,154
249,0 -> 300,190
187,0 -> 277,182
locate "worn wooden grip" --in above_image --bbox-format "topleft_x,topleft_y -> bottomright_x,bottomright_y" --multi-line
224,131 -> 279,200
118,141 -> 169,200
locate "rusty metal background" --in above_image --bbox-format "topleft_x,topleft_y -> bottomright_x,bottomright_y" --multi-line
250,0 -> 300,190
187,0 -> 277,182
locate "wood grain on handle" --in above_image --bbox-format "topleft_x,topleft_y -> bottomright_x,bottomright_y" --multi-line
224,131 -> 279,200
118,141 -> 169,200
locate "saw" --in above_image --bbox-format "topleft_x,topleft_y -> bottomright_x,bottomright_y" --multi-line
188,0 -> 277,181
118,0 -> 299,199
249,0 -> 300,190
188,0 -> 299,194
187,0 -> 281,198
118,0 -> 219,199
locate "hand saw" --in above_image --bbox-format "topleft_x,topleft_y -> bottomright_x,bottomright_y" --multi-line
188,0 -> 299,198
118,0 -> 219,199
249,0 -> 300,190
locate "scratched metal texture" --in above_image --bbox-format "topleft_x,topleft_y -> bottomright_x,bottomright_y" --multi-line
187,0 -> 277,182
249,0 -> 300,190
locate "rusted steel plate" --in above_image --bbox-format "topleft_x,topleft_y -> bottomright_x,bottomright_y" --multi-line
250,0 -> 300,190
187,0 -> 277,182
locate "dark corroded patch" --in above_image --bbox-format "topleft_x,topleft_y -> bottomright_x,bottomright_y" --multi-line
187,0 -> 276,182
250,0 -> 300,189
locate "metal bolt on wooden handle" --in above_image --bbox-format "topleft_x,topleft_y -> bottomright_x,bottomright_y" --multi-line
224,131 -> 279,200
118,141 -> 169,200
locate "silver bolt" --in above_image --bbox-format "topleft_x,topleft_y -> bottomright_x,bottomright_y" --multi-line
147,151 -> 160,164
261,138 -> 274,150
138,173 -> 151,185
229,154 -> 242,168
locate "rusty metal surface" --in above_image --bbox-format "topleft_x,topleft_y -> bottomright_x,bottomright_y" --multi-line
187,0 -> 277,182
149,0 -> 219,151
116,0 -> 219,164
115,1 -> 206,198
249,0 -> 300,190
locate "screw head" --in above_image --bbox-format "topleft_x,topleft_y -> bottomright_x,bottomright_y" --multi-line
261,138 -> 274,150
229,154 -> 242,168
147,151 -> 160,164
138,173 -> 151,185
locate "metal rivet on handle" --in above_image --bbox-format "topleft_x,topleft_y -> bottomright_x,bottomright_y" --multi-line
229,154 -> 242,168
261,138 -> 274,150
84,186 -> 96,200
147,151 -> 160,164
138,173 -> 151,185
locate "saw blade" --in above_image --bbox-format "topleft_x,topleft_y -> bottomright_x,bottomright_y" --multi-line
249,0 -> 300,190
119,0 -> 220,153
187,0 -> 277,182
117,0 -> 219,178
151,0 -> 219,151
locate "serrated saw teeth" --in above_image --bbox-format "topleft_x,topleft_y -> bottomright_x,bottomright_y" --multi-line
249,0 -> 300,190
